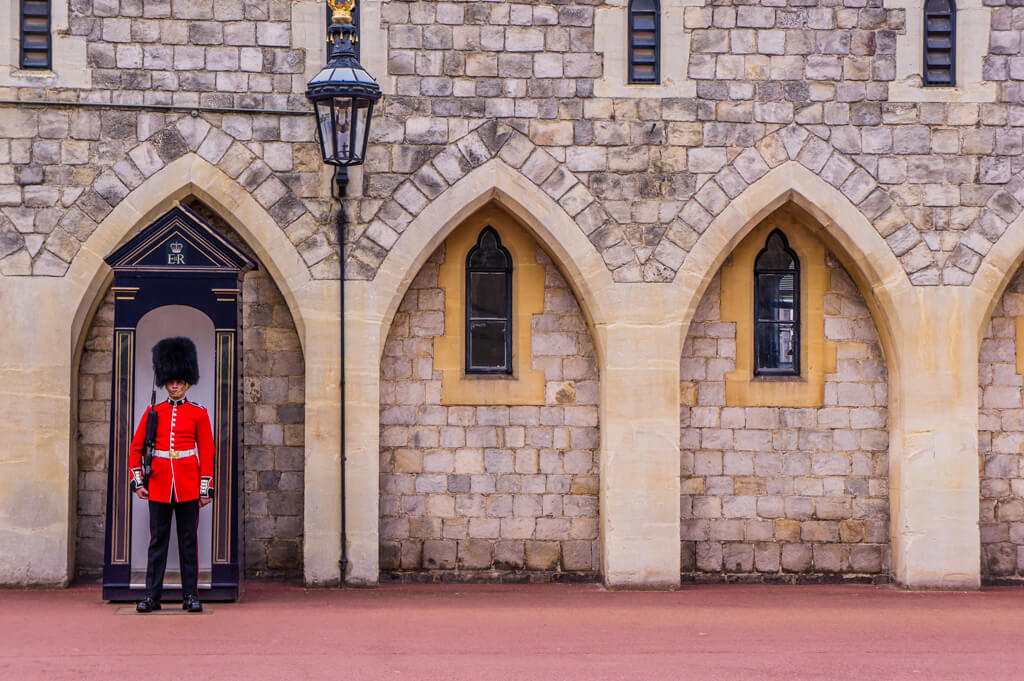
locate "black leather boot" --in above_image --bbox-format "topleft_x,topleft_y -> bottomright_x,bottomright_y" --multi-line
182,594 -> 203,613
136,597 -> 161,613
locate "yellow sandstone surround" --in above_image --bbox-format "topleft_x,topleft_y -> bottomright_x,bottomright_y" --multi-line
434,207 -> 546,405
721,206 -> 837,408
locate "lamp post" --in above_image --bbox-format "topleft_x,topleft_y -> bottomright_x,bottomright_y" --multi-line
307,0 -> 381,196
306,0 -> 380,583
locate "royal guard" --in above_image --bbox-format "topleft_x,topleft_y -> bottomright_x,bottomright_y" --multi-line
129,337 -> 214,613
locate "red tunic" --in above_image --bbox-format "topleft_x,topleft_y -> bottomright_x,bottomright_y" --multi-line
129,398 -> 215,503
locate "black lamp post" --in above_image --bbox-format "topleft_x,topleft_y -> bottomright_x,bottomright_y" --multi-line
305,0 -> 380,583
306,0 -> 381,196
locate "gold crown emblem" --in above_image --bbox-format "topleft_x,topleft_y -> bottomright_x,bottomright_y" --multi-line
328,0 -> 355,25
169,241 -> 184,254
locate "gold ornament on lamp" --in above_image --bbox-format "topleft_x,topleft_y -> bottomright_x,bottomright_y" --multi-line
329,0 -> 355,25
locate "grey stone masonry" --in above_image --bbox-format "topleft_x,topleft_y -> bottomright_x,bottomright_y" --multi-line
379,243 -> 600,581
75,289 -> 116,578
341,0 -> 1024,285
1,0 -> 1023,286
74,204 -> 305,580
0,108 -> 331,279
74,0 -> 305,107
680,254 -> 890,582
238,259 -> 305,579
979,267 -> 1024,583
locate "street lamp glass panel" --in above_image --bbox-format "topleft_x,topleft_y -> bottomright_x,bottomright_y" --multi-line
332,97 -> 353,161
314,99 -> 333,162
311,94 -> 375,166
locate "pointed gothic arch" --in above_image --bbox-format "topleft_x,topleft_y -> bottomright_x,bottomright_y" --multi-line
366,158 -> 616,359
672,162 -> 911,365
344,158 -> 620,583
58,154 -> 342,587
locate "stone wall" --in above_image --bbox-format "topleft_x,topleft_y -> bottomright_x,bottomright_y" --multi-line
680,251 -> 890,582
75,289 -> 116,577
379,243 -> 600,581
238,256 -> 305,578
73,0 -> 305,104
345,0 -> 1024,286
979,267 -> 1024,583
1,0 -> 1022,288
73,207 -> 305,580
0,107 -> 331,279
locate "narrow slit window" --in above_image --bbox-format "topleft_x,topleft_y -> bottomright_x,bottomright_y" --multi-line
628,0 -> 659,84
923,0 -> 955,86
465,227 -> 513,374
20,0 -> 52,70
754,230 -> 800,376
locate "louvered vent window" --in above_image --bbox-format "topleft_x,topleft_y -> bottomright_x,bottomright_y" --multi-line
465,227 -> 513,374
923,0 -> 955,86
628,0 -> 659,84
20,0 -> 51,69
754,230 -> 800,376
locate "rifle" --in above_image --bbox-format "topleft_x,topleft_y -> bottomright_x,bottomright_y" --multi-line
141,388 -> 158,488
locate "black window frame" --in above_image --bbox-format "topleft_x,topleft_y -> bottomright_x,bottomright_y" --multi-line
753,230 -> 800,377
465,226 -> 513,375
923,0 -> 956,87
20,0 -> 52,70
628,0 -> 660,85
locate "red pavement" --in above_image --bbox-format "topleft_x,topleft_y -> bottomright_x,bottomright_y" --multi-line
1,582 -> 1022,680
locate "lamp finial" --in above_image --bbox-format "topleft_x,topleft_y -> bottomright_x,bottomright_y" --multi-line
328,0 -> 355,26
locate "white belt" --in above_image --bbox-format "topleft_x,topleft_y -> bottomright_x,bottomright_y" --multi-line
153,448 -> 197,460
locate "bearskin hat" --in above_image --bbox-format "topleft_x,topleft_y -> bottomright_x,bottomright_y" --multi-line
152,337 -> 199,387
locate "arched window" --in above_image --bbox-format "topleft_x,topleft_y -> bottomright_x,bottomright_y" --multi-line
466,227 -> 513,374
628,0 -> 659,84
754,230 -> 800,376
20,0 -> 51,69
923,0 -> 955,86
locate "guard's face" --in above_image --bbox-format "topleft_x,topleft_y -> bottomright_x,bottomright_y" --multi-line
166,380 -> 189,400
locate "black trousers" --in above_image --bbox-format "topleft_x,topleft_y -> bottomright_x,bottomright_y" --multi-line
145,497 -> 200,600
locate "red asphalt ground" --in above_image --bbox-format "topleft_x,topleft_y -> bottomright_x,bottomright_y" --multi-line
1,582 -> 1022,681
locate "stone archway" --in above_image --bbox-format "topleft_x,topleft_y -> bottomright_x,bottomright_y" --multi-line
73,198 -> 309,582
377,204 -> 601,581
344,159 -> 656,585
679,203 -> 891,582
0,151 -> 344,587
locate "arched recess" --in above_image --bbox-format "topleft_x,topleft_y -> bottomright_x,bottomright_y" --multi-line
345,159 -> 629,585
680,203 -> 893,580
672,162 -> 915,582
378,204 -> 602,578
74,200 -> 309,581
63,154 -> 341,586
